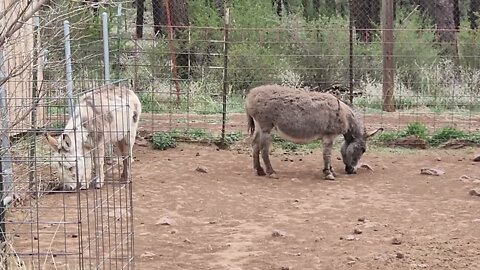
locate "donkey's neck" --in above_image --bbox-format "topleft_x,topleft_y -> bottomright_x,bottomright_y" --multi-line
343,115 -> 363,143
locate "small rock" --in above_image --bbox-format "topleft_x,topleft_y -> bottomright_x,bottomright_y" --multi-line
353,228 -> 363,234
347,260 -> 356,265
140,251 -> 156,258
71,234 -> 78,238
195,166 -> 208,173
396,252 -> 404,259
436,157 -> 442,161
344,235 -> 357,241
156,217 -> 176,226
195,152 -> 200,156
280,267 -> 290,270
474,155 -> 480,162
358,217 -> 366,222
420,168 -> 445,176
391,235 -> 403,245
460,175 -> 471,181
347,255 -> 358,261
360,163 -> 374,171
135,138 -> 149,147
469,189 -> 480,197
183,238 -> 192,244
272,230 -> 286,237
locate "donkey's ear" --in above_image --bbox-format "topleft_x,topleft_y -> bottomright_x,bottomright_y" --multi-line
45,133 -> 59,150
60,133 -> 72,151
365,127 -> 384,139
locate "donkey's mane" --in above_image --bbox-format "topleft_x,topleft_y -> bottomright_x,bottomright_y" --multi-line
343,108 -> 365,143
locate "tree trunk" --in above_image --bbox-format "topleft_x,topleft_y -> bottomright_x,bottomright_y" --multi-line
213,0 -> 224,17
382,0 -> 395,112
351,0 -> 381,42
324,0 -> 335,16
135,0 -> 145,38
302,0 -> 315,21
432,0 -> 458,57
313,0 -> 321,16
469,0 -> 480,29
453,0 -> 460,30
152,0 -> 165,37
273,0 -> 291,17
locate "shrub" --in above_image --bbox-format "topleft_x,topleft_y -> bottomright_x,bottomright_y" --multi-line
152,132 -> 177,150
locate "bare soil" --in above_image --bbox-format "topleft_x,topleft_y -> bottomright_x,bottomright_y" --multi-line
132,142 -> 480,270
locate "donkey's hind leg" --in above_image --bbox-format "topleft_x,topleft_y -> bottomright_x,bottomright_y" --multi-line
322,135 -> 336,180
252,130 -> 266,176
260,131 -> 277,179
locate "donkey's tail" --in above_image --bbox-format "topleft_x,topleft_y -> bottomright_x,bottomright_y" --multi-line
247,113 -> 255,136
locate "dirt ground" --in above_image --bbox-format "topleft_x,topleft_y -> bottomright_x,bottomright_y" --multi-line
132,142 -> 480,270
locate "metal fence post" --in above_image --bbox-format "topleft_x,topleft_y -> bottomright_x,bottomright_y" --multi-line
0,49 -> 13,208
0,157 -> 5,269
102,12 -> 114,160
102,12 -> 111,84
63,20 -> 75,118
221,7 -> 230,147
28,15 -> 40,191
116,4 -> 122,81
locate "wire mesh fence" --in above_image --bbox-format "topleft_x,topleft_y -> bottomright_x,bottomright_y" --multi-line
1,0 -> 480,269
125,0 -> 480,139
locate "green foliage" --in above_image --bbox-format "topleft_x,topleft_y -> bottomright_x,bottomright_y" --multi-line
173,128 -> 216,142
272,134 -> 321,152
281,14 -> 350,88
376,123 -> 480,147
427,127 -> 479,146
224,43 -> 287,92
403,122 -> 429,139
152,131 -> 177,150
394,9 -> 441,93
377,131 -> 402,143
223,131 -> 242,145
152,128 -> 243,150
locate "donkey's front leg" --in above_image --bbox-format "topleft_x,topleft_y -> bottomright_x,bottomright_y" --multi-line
322,136 -> 336,180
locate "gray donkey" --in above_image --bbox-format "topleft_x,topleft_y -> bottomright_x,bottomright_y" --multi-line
246,84 -> 382,180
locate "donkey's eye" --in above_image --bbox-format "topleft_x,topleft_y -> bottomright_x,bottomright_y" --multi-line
361,147 -> 366,153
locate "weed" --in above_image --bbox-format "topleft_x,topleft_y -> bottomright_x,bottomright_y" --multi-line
152,131 -> 177,150
223,131 -> 242,145
375,123 -> 480,147
403,122 -> 429,139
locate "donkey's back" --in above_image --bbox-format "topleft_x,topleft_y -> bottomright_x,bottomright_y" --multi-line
75,85 -> 142,143
246,84 -> 351,141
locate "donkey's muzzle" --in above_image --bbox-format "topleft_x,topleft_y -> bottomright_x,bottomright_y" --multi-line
345,165 -> 357,174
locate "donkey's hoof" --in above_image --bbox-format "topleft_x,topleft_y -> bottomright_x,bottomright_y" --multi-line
267,173 -> 279,179
324,174 -> 335,181
256,169 -> 267,176
95,182 -> 104,189
63,183 -> 77,191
